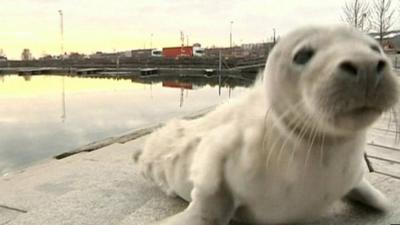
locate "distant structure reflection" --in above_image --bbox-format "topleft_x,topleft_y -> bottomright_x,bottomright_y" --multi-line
61,76 -> 66,122
23,75 -> 31,81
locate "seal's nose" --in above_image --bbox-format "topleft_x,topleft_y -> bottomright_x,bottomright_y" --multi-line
339,61 -> 358,77
338,58 -> 387,88
339,59 -> 387,78
376,60 -> 386,74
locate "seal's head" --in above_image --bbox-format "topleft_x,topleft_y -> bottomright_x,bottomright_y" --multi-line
265,26 -> 399,136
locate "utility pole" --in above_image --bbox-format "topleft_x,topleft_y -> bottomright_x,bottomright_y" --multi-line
150,33 -> 153,49
361,13 -> 367,32
58,10 -> 64,58
180,88 -> 184,108
180,31 -> 185,46
58,9 -> 66,122
186,35 -> 189,46
218,50 -> 222,96
61,75 -> 66,122
180,31 -> 185,56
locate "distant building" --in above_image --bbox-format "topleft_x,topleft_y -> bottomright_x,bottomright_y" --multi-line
369,30 -> 400,52
89,51 -> 131,59
130,49 -> 153,58
121,50 -> 132,57
89,51 -> 117,59
0,56 -> 7,62
241,42 -> 274,58
205,46 -> 243,58
39,54 -> 55,60
205,42 -> 274,58
21,49 -> 32,61
68,52 -> 86,60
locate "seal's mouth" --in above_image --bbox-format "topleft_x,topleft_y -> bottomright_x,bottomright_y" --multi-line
340,106 -> 382,117
330,105 -> 383,132
350,106 -> 382,115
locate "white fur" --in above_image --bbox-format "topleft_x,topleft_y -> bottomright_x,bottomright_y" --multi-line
136,26 -> 397,225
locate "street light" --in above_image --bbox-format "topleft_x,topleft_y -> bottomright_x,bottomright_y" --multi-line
361,13 -> 367,32
58,10 -> 64,57
58,10 -> 66,122
150,33 -> 153,49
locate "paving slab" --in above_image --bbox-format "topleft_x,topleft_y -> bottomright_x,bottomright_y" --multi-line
0,207 -> 21,225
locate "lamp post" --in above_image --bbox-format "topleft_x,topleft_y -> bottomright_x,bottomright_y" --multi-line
273,28 -> 276,45
361,13 -> 367,32
150,33 -> 153,49
58,10 -> 66,122
58,10 -> 64,57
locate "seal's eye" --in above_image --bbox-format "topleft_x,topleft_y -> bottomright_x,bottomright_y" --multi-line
370,45 -> 381,53
293,48 -> 315,65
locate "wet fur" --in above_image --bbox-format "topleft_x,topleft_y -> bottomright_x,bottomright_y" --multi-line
135,26 -> 399,225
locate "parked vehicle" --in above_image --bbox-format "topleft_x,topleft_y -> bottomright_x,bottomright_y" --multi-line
0,56 -> 7,62
162,46 -> 204,58
151,49 -> 162,57
193,46 -> 205,57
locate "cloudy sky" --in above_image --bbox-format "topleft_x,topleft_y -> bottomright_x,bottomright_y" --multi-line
0,0 -> 393,59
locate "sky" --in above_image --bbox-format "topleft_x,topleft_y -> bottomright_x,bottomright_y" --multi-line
0,0 -> 382,60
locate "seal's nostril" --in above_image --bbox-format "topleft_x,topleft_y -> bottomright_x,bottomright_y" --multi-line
339,61 -> 358,76
377,60 -> 386,73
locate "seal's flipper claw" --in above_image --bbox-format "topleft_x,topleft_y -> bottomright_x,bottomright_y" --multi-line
346,178 -> 391,212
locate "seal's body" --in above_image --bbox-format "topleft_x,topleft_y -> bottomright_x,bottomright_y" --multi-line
136,26 -> 399,225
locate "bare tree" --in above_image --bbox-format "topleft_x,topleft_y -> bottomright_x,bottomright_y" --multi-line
370,0 -> 395,44
342,0 -> 371,31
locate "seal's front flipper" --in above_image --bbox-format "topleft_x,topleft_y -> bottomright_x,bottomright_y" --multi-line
151,211 -> 197,225
346,178 -> 390,212
152,210 -> 217,225
152,186 -> 236,225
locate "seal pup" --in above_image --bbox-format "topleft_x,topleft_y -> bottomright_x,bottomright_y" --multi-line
135,26 -> 399,225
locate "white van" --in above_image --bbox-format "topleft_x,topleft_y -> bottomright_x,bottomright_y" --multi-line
151,49 -> 162,57
193,46 -> 205,57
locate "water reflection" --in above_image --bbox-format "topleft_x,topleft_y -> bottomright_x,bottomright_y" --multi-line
61,76 -> 66,122
162,81 -> 194,108
0,74 -> 253,175
23,75 -> 31,81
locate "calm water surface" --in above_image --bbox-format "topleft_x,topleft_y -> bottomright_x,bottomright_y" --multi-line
0,74 -> 251,175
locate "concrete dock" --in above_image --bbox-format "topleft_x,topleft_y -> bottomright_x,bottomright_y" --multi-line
1,112 -> 400,225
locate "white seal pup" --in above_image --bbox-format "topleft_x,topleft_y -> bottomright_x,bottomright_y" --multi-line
134,26 -> 399,225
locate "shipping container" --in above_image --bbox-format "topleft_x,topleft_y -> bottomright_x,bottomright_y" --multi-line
162,81 -> 193,89
162,46 -> 193,58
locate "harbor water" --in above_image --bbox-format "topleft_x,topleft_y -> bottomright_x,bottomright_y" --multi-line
0,74 -> 252,175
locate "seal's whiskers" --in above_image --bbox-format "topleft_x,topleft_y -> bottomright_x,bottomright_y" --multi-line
287,107 -> 314,169
262,108 -> 271,155
265,101 -> 305,168
303,111 -> 323,174
277,104 -> 309,165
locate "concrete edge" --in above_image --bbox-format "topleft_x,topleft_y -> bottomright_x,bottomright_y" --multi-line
53,105 -> 216,160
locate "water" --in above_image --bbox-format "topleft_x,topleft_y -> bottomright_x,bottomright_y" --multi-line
0,74 -> 252,175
